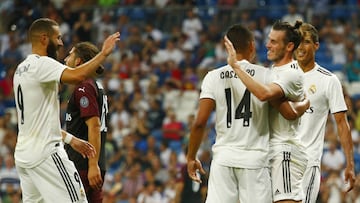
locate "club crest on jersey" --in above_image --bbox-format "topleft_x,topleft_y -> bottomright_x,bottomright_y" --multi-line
308,84 -> 316,95
80,96 -> 89,108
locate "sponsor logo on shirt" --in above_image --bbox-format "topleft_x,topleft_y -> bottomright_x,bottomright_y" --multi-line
78,87 -> 86,92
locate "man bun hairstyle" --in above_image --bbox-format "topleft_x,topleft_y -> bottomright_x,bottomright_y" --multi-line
272,20 -> 302,51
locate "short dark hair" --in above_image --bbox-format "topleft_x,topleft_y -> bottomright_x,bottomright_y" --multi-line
272,20 -> 302,51
28,18 -> 58,41
226,24 -> 254,54
73,42 -> 99,63
73,42 -> 104,74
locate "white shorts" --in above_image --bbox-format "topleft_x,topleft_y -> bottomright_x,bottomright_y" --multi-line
206,160 -> 272,203
302,166 -> 320,203
270,145 -> 307,202
16,144 -> 87,203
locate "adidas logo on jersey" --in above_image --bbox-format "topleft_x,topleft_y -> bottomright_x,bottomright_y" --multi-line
275,189 -> 281,195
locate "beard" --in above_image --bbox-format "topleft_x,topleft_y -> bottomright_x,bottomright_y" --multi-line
47,40 -> 58,59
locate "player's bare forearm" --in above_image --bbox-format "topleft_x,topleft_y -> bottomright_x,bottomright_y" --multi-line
187,99 -> 214,161
224,36 -> 282,101
334,112 -> 355,191
61,130 -> 95,158
86,117 -> 103,189
290,98 -> 310,116
86,117 -> 101,166
61,32 -> 120,84
187,99 -> 213,182
187,124 -> 205,162
70,136 -> 96,158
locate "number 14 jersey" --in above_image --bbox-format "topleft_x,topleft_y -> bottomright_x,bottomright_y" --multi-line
200,60 -> 274,169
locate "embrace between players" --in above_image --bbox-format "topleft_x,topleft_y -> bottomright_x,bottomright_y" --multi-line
187,20 -> 355,203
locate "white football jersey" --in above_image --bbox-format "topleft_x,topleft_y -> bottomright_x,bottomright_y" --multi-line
201,60 -> 274,168
269,61 -> 305,147
298,63 -> 347,166
13,54 -> 67,168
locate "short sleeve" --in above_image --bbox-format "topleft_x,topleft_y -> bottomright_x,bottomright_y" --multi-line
272,68 -> 304,101
74,81 -> 100,118
327,75 -> 347,113
36,56 -> 67,83
200,71 -> 216,100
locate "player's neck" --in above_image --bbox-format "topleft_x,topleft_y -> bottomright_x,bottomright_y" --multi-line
32,47 -> 47,57
299,61 -> 315,73
236,53 -> 251,62
273,56 -> 293,67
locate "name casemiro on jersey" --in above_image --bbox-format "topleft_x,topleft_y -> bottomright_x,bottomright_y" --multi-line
220,69 -> 255,79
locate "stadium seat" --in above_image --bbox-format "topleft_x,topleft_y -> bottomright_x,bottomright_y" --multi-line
315,52 -> 332,64
347,81 -> 360,96
347,0 -> 358,5
329,6 -> 350,20
128,8 -> 147,21
169,140 -> 183,154
327,64 -> 344,72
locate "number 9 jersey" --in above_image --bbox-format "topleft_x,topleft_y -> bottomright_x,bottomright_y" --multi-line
200,59 -> 274,169
13,54 -> 67,168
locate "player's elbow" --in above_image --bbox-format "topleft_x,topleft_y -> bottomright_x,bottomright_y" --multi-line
282,112 -> 298,120
257,91 -> 273,102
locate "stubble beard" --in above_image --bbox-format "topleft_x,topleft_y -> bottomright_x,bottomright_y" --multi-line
47,40 -> 58,60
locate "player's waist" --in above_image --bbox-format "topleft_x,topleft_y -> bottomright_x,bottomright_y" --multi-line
212,147 -> 269,168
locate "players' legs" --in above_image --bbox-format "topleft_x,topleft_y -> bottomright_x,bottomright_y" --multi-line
28,146 -> 88,203
270,146 -> 307,203
237,167 -> 272,203
205,160 -> 239,203
302,166 -> 320,203
16,166 -> 44,203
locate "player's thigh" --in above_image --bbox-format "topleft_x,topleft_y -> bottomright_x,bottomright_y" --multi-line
205,161 -> 239,203
302,166 -> 320,203
270,150 -> 307,202
31,147 -> 88,203
237,167 -> 272,203
16,165 -> 44,203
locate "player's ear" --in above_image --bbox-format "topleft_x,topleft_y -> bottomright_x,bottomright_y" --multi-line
314,42 -> 320,51
75,58 -> 82,67
39,33 -> 49,46
249,40 -> 256,58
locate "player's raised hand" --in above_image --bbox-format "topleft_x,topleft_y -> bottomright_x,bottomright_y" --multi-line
224,35 -> 237,68
101,32 -> 120,57
187,159 -> 206,183
70,137 -> 96,158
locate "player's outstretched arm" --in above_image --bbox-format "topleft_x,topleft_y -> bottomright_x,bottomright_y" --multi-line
224,36 -> 283,101
61,32 -> 120,84
187,98 -> 213,183
61,130 -> 96,158
334,112 -> 355,192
